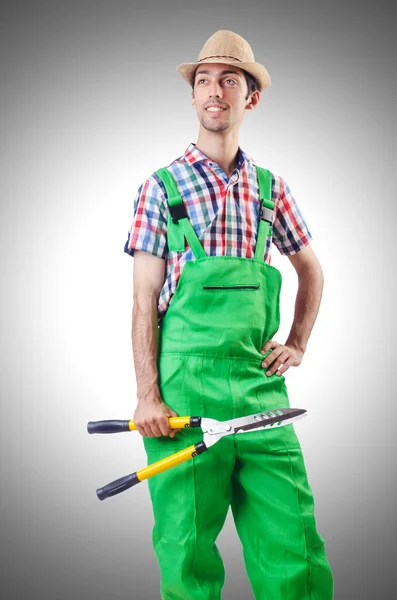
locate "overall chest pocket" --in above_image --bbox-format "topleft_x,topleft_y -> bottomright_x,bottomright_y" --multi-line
203,284 -> 259,290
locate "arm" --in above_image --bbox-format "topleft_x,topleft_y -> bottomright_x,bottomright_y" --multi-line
260,245 -> 324,376
132,250 -> 179,438
285,244 -> 324,353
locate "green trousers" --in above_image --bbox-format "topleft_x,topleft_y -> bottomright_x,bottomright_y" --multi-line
144,354 -> 333,600
142,166 -> 334,599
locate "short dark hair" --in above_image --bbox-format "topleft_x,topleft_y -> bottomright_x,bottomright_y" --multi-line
244,70 -> 260,99
190,66 -> 259,100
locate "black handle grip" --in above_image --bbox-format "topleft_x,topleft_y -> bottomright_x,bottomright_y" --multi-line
96,472 -> 140,501
87,420 -> 130,434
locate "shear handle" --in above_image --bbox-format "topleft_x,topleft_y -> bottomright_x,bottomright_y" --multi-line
96,441 -> 207,500
87,416 -> 201,434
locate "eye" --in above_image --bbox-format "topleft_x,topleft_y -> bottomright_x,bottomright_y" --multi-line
197,78 -> 206,84
225,78 -> 237,85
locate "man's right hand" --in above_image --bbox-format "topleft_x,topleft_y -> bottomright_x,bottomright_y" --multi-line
134,387 -> 179,438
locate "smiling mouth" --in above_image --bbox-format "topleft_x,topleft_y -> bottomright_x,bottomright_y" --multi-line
205,107 -> 227,114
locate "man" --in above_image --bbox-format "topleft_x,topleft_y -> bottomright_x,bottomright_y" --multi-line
124,30 -> 334,600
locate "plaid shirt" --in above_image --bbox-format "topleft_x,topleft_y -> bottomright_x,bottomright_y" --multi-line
124,143 -> 312,327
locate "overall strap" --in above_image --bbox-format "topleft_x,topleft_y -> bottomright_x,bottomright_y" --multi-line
155,168 -> 207,259
253,165 -> 275,261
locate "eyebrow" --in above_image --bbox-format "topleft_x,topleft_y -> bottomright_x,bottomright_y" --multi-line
195,69 -> 242,79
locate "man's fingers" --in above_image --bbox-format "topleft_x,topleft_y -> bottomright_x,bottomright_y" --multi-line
164,414 -> 177,437
144,424 -> 155,438
262,346 -> 283,367
159,416 -> 172,437
276,357 -> 293,375
265,350 -> 289,376
137,421 -> 161,438
148,415 -> 175,437
164,408 -> 179,437
134,406 -> 180,438
260,339 -> 279,354
152,419 -> 169,437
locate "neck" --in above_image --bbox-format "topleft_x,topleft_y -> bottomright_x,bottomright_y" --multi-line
195,128 -> 240,179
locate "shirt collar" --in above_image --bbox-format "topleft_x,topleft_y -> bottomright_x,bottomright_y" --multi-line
184,142 -> 255,172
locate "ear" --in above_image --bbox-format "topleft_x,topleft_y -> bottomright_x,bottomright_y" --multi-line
191,90 -> 195,108
246,90 -> 260,111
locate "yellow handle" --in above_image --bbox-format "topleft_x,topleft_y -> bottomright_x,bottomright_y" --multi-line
136,445 -> 198,481
128,416 -> 192,431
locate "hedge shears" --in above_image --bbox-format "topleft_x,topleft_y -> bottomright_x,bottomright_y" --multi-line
87,407 -> 307,501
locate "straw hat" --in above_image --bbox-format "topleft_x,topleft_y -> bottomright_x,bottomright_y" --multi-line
176,30 -> 271,92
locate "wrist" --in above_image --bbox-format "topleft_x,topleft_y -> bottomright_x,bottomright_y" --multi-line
137,384 -> 161,404
285,339 -> 306,354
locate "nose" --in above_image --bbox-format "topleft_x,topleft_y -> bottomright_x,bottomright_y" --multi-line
208,79 -> 223,99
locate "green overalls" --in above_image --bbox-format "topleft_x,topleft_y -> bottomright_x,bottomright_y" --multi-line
142,165 -> 334,600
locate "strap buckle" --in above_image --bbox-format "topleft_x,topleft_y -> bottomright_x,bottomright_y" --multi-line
259,204 -> 274,224
168,201 -> 187,224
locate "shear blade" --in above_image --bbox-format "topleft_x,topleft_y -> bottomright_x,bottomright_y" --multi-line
229,407 -> 307,434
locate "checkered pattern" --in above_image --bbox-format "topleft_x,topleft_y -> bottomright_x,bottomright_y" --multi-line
124,143 -> 312,326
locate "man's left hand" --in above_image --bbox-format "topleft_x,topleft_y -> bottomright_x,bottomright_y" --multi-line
260,340 -> 304,376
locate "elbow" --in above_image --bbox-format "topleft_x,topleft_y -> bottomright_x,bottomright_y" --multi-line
133,289 -> 159,315
297,259 -> 324,287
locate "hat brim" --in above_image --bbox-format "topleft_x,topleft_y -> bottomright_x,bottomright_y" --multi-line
176,59 -> 271,92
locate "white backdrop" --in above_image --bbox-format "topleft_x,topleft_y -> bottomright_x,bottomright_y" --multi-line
1,1 -> 396,598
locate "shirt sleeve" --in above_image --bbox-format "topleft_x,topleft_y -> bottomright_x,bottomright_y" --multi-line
272,174 -> 313,255
124,174 -> 168,259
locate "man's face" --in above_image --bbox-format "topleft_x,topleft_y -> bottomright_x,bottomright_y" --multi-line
191,63 -> 259,133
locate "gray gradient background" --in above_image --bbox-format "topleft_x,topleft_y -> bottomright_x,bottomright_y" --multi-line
1,0 -> 396,598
